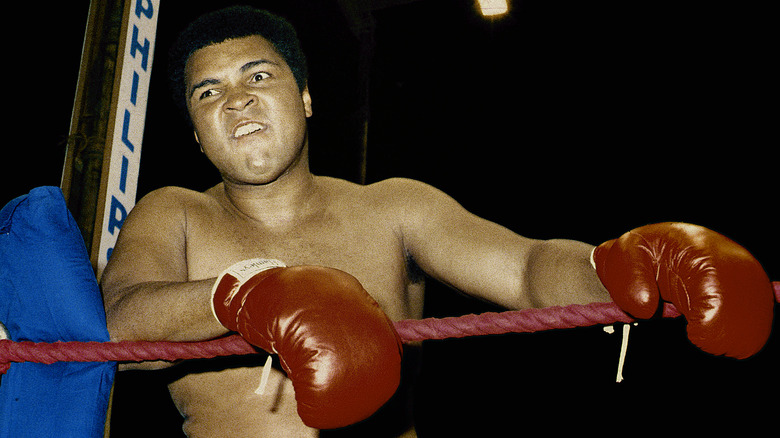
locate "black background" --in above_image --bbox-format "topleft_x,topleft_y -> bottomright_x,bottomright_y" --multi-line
2,0 -> 777,435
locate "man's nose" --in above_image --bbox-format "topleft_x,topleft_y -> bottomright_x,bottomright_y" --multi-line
224,88 -> 256,112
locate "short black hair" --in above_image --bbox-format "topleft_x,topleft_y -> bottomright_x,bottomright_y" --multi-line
168,6 -> 308,126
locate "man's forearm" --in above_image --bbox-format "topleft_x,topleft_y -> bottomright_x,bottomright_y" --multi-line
105,278 -> 228,343
524,239 -> 611,308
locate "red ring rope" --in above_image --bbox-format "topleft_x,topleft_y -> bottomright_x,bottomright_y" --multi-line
2,281 -> 778,373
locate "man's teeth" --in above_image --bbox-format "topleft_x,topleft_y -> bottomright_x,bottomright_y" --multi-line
234,123 -> 264,138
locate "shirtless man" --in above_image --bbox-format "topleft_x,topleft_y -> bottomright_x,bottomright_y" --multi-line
101,6 -> 773,437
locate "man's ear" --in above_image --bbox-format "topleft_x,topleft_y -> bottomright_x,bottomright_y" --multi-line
302,85 -> 313,118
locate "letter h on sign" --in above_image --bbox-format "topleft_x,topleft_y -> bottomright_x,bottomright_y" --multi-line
96,0 -> 159,277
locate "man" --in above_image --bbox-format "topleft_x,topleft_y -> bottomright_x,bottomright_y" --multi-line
101,6 -> 773,437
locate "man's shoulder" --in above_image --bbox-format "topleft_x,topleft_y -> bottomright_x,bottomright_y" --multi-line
345,178 -> 460,231
361,177 -> 453,211
128,185 -> 221,226
317,177 -> 445,222
362,177 -> 441,200
136,185 -> 218,209
316,176 -> 420,200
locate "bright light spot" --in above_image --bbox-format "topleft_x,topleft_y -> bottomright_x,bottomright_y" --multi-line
478,0 -> 509,16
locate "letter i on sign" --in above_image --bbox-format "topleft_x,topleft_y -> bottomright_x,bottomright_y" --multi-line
94,0 -> 159,277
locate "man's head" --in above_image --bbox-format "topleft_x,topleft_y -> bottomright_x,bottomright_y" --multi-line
168,6 -> 308,127
170,7 -> 314,187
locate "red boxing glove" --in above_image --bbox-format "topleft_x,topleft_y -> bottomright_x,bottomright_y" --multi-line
211,259 -> 403,429
592,223 -> 774,359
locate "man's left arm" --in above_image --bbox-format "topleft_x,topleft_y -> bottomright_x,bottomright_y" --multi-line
387,178 -> 774,359
384,178 -> 609,310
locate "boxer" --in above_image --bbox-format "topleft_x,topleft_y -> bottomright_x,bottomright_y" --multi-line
100,6 -> 773,437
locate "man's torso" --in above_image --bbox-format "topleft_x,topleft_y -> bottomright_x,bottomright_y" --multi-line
163,177 -> 424,436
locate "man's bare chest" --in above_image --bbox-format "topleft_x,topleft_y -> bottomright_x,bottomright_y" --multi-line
182,206 -> 420,320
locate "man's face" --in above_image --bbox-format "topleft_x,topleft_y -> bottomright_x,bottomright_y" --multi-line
185,35 -> 313,186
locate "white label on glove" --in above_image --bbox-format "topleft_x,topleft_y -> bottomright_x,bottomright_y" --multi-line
224,258 -> 287,284
210,259 -> 287,323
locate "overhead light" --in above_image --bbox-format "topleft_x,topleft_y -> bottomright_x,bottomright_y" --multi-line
478,0 -> 509,17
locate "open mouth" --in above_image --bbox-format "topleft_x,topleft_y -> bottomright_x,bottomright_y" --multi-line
233,121 -> 266,138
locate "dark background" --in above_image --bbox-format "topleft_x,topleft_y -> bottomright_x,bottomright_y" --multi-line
2,0 -> 777,435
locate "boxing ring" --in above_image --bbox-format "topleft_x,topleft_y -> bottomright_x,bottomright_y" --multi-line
1,187 -> 777,437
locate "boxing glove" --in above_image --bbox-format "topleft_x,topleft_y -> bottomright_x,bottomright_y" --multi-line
592,222 -> 774,359
211,259 -> 403,430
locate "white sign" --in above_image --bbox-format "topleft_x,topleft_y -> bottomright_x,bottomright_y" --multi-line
96,0 -> 159,277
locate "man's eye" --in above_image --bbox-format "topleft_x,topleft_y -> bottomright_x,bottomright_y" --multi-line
199,89 -> 217,100
252,72 -> 271,82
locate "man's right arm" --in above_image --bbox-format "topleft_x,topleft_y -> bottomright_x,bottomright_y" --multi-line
100,187 -> 227,344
